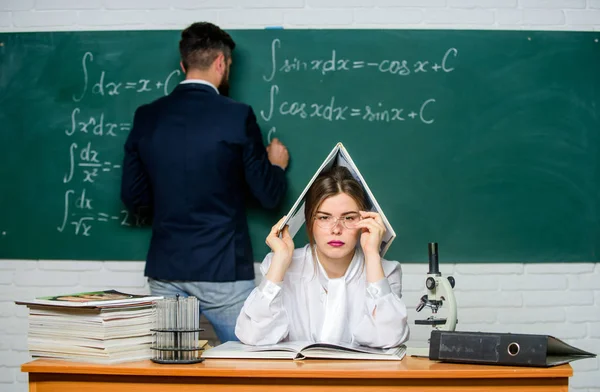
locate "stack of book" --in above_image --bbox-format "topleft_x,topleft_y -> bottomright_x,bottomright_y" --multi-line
16,290 -> 162,364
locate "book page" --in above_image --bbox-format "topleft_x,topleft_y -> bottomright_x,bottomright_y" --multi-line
299,350 -> 405,361
16,290 -> 162,308
300,344 -> 406,361
201,341 -> 302,360
245,341 -> 312,353
337,145 -> 395,256
285,202 -> 306,238
278,144 -> 339,235
302,342 -> 404,355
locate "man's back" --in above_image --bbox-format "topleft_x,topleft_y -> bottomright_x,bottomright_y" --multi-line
122,83 -> 287,282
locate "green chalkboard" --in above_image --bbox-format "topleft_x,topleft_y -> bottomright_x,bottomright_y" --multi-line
0,30 -> 599,262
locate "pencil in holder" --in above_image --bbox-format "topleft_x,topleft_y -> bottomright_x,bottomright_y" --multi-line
151,295 -> 205,364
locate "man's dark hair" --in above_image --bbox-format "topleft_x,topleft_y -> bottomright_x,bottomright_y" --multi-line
179,22 -> 236,71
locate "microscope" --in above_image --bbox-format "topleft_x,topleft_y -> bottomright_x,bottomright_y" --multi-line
415,243 -> 458,332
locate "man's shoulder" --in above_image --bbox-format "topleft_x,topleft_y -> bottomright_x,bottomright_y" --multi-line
179,91 -> 253,118
137,90 -> 254,126
135,95 -> 168,115
213,95 -> 252,114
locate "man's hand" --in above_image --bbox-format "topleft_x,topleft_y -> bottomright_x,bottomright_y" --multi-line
267,138 -> 289,170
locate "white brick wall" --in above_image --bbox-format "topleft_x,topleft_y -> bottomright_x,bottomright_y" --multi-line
520,0 -> 586,8
0,0 -> 598,31
102,0 -> 169,10
496,8 -> 567,25
353,9 -> 424,25
35,0 -> 102,10
0,1 -> 599,392
0,1 -> 35,12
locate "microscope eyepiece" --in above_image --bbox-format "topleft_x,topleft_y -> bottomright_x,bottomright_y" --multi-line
428,242 -> 441,276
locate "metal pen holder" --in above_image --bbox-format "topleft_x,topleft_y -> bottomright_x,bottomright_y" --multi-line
151,295 -> 205,364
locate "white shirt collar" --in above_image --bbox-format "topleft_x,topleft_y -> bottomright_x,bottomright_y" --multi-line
180,79 -> 219,94
315,246 -> 363,284
315,247 -> 363,344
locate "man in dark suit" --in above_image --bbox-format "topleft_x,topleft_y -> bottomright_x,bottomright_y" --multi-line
121,22 -> 289,343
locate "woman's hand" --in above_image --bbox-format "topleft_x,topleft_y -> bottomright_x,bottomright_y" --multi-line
356,211 -> 386,259
265,216 -> 295,282
355,211 -> 386,282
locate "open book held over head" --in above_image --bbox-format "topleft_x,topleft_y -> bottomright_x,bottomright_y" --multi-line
202,341 -> 406,361
278,142 -> 395,257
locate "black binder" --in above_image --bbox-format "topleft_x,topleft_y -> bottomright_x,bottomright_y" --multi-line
429,330 -> 596,367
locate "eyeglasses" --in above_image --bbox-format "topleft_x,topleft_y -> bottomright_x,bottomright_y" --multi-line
314,213 -> 361,230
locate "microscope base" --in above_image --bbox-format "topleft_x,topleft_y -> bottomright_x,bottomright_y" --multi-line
415,319 -> 447,326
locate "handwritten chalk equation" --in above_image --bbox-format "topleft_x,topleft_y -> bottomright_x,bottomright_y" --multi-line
263,39 -> 458,81
57,189 -> 147,236
260,85 -> 436,124
72,52 -> 182,102
63,142 -> 121,184
66,108 -> 131,137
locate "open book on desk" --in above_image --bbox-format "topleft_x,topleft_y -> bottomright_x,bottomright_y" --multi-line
201,341 -> 406,361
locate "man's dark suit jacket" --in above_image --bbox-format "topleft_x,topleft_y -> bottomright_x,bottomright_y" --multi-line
121,82 -> 287,282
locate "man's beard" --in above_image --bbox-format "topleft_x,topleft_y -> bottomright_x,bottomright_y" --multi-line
218,70 -> 230,97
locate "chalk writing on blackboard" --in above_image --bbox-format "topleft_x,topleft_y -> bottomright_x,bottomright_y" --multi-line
72,52 -> 181,102
55,38 -> 454,237
263,38 -> 459,81
63,142 -> 121,184
260,84 -> 436,124
65,108 -> 131,137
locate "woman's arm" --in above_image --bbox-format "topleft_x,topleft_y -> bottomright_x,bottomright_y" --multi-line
235,218 -> 295,345
352,263 -> 410,348
235,267 -> 290,345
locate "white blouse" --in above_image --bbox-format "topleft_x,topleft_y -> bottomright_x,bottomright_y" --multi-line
235,244 -> 410,348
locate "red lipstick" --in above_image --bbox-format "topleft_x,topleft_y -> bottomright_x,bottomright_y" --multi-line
328,241 -> 345,247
